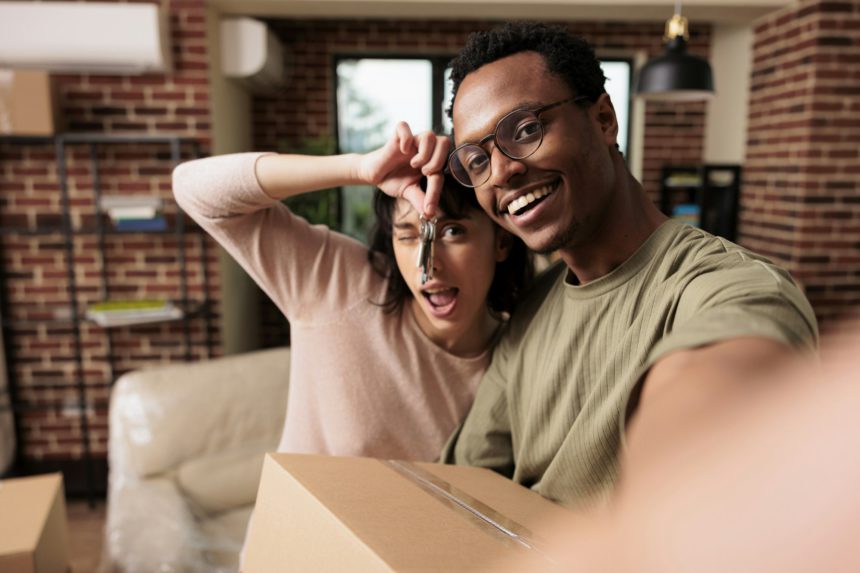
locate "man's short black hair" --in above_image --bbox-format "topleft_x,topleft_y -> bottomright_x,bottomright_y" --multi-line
447,22 -> 607,120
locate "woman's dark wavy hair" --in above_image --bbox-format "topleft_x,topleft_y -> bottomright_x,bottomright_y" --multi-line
367,174 -> 532,317
447,21 -> 607,120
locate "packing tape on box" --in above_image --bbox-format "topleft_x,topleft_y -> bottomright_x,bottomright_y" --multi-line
383,460 -> 558,564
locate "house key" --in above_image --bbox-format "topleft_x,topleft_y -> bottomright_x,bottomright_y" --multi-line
416,215 -> 437,285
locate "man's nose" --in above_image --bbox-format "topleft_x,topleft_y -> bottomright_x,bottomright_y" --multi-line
487,146 -> 527,187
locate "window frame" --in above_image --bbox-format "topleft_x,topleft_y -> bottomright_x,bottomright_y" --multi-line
332,53 -> 455,156
333,53 -> 635,157
598,56 -> 635,164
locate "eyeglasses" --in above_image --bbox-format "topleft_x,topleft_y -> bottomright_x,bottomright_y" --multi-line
447,95 -> 590,188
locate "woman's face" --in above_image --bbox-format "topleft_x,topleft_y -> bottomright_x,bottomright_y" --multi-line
391,198 -> 510,352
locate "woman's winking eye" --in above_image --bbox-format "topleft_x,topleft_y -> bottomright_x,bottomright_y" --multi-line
395,232 -> 419,243
393,222 -> 420,243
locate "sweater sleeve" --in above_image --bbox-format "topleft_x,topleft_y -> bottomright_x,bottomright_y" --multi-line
172,152 -> 383,324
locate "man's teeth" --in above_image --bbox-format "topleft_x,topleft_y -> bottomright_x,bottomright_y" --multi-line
507,184 -> 555,216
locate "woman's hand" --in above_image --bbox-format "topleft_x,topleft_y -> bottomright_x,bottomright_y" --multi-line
357,122 -> 450,218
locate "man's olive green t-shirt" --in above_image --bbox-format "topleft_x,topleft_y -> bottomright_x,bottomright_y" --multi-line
442,220 -> 818,506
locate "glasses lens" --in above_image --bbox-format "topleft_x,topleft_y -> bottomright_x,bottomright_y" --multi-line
496,109 -> 543,159
450,144 -> 490,188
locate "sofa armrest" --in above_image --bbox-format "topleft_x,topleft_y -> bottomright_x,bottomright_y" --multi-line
109,347 -> 290,479
104,477 -> 207,573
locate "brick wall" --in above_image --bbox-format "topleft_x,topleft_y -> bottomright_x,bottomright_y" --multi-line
251,18 -> 712,346
743,0 -> 860,328
0,0 -> 219,469
13,3 -> 856,472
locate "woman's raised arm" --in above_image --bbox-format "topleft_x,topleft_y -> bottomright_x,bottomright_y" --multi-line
256,122 -> 450,217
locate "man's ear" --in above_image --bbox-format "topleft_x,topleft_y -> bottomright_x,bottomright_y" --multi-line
495,230 -> 514,262
593,92 -> 619,147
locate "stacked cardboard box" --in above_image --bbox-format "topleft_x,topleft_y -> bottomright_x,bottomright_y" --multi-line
0,71 -> 58,136
0,473 -> 69,573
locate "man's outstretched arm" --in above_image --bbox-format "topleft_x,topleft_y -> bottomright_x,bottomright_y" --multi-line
622,337 -> 798,479
516,325 -> 860,573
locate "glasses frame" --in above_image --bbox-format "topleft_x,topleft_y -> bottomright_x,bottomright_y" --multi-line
447,95 -> 591,188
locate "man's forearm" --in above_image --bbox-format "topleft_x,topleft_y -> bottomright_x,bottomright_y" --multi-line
620,337 -> 799,490
516,330 -> 858,573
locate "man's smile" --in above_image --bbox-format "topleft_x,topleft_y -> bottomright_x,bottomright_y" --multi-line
505,179 -> 560,216
496,177 -> 561,218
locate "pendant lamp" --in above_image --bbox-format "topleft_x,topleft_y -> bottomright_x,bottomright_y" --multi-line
636,2 -> 714,101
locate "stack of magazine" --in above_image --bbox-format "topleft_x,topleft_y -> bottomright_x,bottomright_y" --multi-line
85,299 -> 182,327
99,195 -> 166,232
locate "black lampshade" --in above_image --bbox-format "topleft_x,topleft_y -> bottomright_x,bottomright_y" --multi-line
636,16 -> 715,101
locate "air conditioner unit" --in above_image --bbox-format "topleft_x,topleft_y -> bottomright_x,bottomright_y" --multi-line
0,2 -> 171,74
221,18 -> 288,93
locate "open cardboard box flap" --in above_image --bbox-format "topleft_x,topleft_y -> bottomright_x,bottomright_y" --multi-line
244,453 -> 573,572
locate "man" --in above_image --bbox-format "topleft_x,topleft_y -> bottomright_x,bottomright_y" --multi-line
534,319 -> 860,571
405,21 -> 818,507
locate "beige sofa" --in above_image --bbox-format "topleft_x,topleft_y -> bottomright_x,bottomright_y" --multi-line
103,347 -> 290,573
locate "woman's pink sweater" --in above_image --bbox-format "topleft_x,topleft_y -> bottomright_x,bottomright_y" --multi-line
173,153 -> 491,461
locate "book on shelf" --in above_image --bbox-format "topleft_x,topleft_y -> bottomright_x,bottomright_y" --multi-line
663,173 -> 703,188
111,216 -> 167,232
672,203 -> 701,227
85,299 -> 183,327
99,194 -> 166,232
99,195 -> 163,212
108,206 -> 159,220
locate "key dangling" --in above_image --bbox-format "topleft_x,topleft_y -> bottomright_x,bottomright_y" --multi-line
417,216 -> 437,285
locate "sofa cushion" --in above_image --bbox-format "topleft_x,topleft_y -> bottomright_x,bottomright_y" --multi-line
177,444 -> 267,516
110,347 -> 290,478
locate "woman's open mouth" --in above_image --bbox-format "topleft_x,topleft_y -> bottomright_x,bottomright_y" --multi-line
506,179 -> 559,217
422,287 -> 459,318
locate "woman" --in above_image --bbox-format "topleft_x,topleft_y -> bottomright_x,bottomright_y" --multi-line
173,124 -> 530,462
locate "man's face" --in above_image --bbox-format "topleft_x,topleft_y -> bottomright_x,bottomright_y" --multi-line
452,51 -> 619,254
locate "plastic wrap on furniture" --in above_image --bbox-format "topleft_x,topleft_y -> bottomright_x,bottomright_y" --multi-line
102,347 -> 290,573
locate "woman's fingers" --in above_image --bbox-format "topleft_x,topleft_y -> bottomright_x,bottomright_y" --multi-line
411,131 -> 451,173
418,136 -> 449,218
387,124 -> 448,217
399,183 -> 426,218
423,136 -> 451,175
422,172 -> 443,219
410,131 -> 435,168
395,122 -> 415,155
365,123 -> 417,186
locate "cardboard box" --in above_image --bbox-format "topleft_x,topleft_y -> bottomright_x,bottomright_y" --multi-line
244,454 -> 573,572
0,70 -> 59,136
0,473 -> 70,573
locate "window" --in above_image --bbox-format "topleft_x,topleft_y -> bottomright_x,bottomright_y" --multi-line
600,59 -> 633,159
335,57 -> 450,240
335,56 -> 633,241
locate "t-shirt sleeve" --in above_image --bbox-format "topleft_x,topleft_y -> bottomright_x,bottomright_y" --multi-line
646,260 -> 819,368
441,345 -> 515,477
172,152 -> 380,324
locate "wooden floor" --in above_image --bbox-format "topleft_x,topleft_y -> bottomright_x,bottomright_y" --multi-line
67,500 -> 107,573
